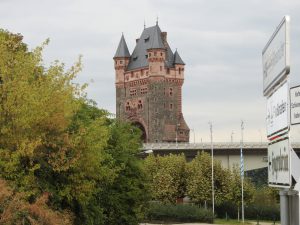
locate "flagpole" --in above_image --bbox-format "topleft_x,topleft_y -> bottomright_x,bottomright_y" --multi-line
241,120 -> 245,224
209,122 -> 214,220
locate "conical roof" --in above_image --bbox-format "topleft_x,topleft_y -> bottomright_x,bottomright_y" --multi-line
127,25 -> 172,71
114,34 -> 130,58
149,25 -> 165,49
173,50 -> 185,65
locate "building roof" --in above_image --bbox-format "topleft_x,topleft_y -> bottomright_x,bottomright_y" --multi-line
114,34 -> 130,58
127,24 -> 181,71
173,50 -> 185,65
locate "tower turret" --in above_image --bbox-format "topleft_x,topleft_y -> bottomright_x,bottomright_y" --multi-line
114,34 -> 130,84
173,49 -> 185,79
147,25 -> 166,77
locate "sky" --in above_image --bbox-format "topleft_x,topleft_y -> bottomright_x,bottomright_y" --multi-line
1,0 -> 300,142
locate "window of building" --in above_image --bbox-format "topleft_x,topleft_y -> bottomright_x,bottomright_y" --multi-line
133,56 -> 138,61
149,53 -> 151,57
154,52 -> 157,56
160,52 -> 163,56
160,66 -> 162,71
126,102 -> 130,111
167,68 -> 170,74
170,103 -> 173,109
169,88 -> 173,96
130,89 -> 137,96
179,68 -> 181,74
138,100 -> 143,110
120,60 -> 123,64
145,54 -> 148,59
144,36 -> 150,42
140,87 -> 148,94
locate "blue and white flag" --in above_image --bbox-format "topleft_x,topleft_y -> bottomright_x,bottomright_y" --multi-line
240,147 -> 244,178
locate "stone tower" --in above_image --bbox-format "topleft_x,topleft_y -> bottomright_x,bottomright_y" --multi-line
113,23 -> 189,143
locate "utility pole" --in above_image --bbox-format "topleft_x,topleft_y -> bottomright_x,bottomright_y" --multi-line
209,122 -> 214,219
241,120 -> 245,224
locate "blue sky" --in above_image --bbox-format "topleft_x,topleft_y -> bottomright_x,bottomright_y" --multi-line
1,0 -> 300,142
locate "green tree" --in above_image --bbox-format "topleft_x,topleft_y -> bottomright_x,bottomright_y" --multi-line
98,121 -> 149,225
144,153 -> 187,204
186,152 -> 231,207
228,165 -> 255,219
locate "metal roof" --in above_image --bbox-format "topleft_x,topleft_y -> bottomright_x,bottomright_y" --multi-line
114,34 -> 130,58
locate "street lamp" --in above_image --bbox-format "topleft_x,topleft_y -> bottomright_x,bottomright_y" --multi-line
208,122 -> 214,219
175,123 -> 180,148
231,131 -> 234,143
191,128 -> 196,146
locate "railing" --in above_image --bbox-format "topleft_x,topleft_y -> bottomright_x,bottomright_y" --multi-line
143,142 -> 300,150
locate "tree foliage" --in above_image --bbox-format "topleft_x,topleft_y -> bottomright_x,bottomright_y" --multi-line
0,29 -> 147,225
144,154 -> 187,204
186,152 -> 231,206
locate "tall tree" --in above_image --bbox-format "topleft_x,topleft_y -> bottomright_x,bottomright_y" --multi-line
144,153 -> 187,204
186,152 -> 231,206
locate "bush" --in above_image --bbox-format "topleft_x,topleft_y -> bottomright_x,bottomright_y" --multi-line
145,202 -> 213,223
245,204 -> 280,221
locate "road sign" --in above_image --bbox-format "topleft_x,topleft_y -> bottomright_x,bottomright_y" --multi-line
290,86 -> 300,125
268,138 -> 291,187
263,16 -> 290,96
266,82 -> 289,137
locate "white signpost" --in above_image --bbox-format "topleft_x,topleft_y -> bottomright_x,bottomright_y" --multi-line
290,86 -> 300,125
268,138 -> 291,187
263,16 -> 290,96
266,82 -> 289,137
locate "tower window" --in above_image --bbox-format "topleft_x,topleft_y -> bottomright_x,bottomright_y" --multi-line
149,53 -> 151,57
167,68 -> 170,74
160,66 -> 162,71
169,88 -> 173,96
170,103 -> 173,110
133,56 -> 138,61
179,68 -> 181,74
120,60 -> 123,64
154,52 -> 157,56
138,100 -> 143,110
126,102 -> 130,111
144,36 -> 150,42
161,52 -> 163,56
145,54 -> 148,59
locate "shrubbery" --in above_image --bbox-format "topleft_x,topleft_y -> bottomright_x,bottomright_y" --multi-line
145,202 -> 213,223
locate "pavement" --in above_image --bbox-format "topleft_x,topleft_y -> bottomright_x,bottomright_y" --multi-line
141,223 -> 279,225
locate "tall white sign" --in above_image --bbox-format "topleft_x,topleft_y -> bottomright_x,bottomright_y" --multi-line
263,16 -> 290,96
290,86 -> 300,125
266,82 -> 289,137
268,138 -> 291,187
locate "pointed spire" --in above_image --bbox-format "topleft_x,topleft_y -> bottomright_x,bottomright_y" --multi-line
114,34 -> 130,58
144,20 -> 146,29
149,25 -> 164,49
173,49 -> 185,65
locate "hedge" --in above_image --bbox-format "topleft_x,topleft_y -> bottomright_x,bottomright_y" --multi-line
144,202 -> 213,223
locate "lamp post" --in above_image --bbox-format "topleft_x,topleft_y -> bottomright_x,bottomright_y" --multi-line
175,123 -> 180,149
191,128 -> 196,146
209,122 -> 214,219
241,120 -> 245,224
231,130 -> 234,143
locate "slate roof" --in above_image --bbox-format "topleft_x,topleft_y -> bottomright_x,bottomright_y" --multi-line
173,50 -> 185,65
126,24 -> 183,71
114,34 -> 130,58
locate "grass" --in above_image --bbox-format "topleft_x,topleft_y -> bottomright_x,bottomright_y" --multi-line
215,218 -> 279,224
214,218 -> 252,224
